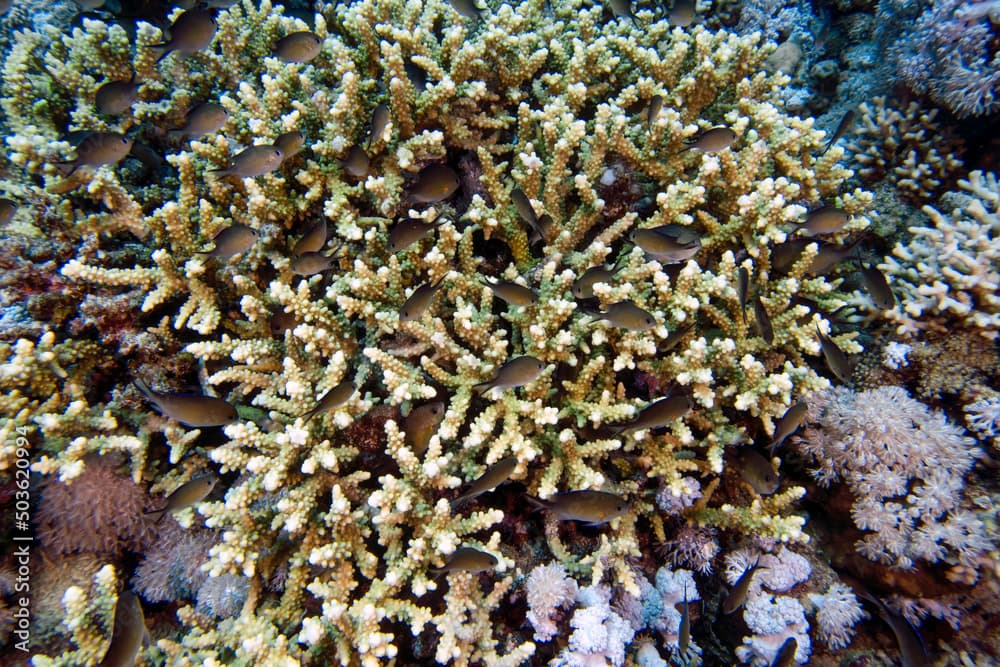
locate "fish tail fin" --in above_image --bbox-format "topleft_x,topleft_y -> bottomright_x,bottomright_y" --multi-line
523,495 -> 549,513
151,44 -> 172,64
204,168 -> 227,182
449,495 -> 469,512
165,130 -> 185,142
132,377 -> 155,401
143,507 -> 166,522
52,161 -> 78,178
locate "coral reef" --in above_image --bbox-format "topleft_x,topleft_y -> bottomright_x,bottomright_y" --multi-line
0,0 -> 993,665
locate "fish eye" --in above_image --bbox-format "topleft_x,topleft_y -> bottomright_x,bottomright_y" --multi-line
432,406 -> 441,414
274,149 -> 281,156
646,318 -> 653,325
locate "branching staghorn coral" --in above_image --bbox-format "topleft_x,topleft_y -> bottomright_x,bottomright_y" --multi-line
845,96 -> 964,202
1,0 -> 884,663
881,170 -> 1000,339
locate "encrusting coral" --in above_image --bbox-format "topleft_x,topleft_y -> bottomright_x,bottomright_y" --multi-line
0,0 -> 949,663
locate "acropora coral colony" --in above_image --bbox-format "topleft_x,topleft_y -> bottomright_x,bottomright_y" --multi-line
0,0 -> 996,665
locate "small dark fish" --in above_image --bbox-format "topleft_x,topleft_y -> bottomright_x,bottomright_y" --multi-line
483,280 -> 538,306
769,401 -> 807,456
0,198 -> 17,225
511,187 -> 541,232
208,145 -> 284,179
509,188 -> 546,242
145,476 -> 218,521
594,300 -> 656,331
451,456 -> 518,508
301,380 -> 356,423
367,104 -> 390,149
57,132 -> 134,176
800,206 -> 849,237
405,59 -> 428,92
646,95 -> 663,130
737,267 -> 749,323
775,239 -> 859,276
525,490 -> 629,525
343,146 -> 369,178
134,378 -> 238,427
274,131 -> 305,160
860,593 -> 930,667
808,241 -> 860,275
722,559 -> 761,614
151,9 -> 217,62
95,78 -> 140,116
201,224 -> 257,260
399,276 -> 446,323
753,294 -> 774,344
168,102 -> 229,141
816,328 -> 851,383
388,217 -> 443,253
608,0 -> 636,23
679,581 -> 691,659
292,220 -> 327,256
429,547 -> 497,575
274,31 -> 322,63
682,127 -> 737,153
411,164 -> 460,204
860,263 -> 895,310
823,109 -> 855,154
473,356 -> 546,394
128,142 -> 164,172
447,0 -> 481,19
572,265 -> 617,299
739,449 -> 779,495
531,213 -> 554,246
770,239 -> 811,273
291,251 -> 337,276
630,225 -> 702,263
270,310 -> 296,336
405,401 -> 446,455
661,322 -> 695,353
611,395 -> 691,435
98,591 -> 146,667
668,0 -> 695,26
771,637 -> 797,667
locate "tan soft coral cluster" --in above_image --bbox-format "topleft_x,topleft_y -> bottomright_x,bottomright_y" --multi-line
0,0 -> 889,663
